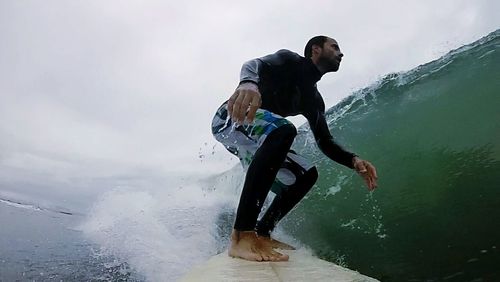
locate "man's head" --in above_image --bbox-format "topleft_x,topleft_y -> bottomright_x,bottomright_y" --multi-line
304,35 -> 343,73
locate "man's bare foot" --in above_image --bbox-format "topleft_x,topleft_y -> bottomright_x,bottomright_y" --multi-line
257,235 -> 296,250
228,230 -> 289,262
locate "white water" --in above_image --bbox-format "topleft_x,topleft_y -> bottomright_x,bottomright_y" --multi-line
78,166 -> 245,281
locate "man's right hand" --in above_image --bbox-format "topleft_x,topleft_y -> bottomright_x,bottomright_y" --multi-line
228,82 -> 262,124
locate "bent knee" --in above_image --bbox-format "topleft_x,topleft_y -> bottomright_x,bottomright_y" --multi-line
275,123 -> 297,141
306,167 -> 319,184
261,123 -> 297,149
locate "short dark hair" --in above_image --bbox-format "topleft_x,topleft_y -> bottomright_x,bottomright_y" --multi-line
304,36 -> 329,58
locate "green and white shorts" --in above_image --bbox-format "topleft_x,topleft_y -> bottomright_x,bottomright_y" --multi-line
211,102 -> 314,193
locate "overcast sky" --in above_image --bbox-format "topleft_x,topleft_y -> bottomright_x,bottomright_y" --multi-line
0,0 -> 498,194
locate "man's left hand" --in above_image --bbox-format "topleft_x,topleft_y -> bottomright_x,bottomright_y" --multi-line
352,157 -> 378,191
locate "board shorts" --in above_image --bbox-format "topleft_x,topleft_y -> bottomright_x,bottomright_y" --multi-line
211,102 -> 315,194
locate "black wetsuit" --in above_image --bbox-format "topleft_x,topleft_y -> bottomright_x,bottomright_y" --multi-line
212,49 -> 356,234
239,49 -> 356,168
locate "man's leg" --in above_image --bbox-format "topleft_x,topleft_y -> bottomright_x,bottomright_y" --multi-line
230,123 -> 297,261
211,103 -> 296,261
233,124 -> 296,231
255,160 -> 318,240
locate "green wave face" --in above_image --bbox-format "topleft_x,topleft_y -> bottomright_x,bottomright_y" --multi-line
287,30 -> 500,281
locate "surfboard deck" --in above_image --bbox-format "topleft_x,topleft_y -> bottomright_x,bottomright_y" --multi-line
181,249 -> 379,281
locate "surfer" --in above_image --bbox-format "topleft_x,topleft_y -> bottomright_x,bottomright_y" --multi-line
211,36 -> 378,262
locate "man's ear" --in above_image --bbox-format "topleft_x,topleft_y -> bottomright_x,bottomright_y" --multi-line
312,45 -> 322,56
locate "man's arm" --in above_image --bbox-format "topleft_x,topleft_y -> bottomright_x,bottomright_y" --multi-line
228,50 -> 301,123
304,98 -> 357,169
239,59 -> 261,86
305,91 -> 378,190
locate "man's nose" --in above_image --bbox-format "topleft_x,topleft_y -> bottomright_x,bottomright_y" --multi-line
338,52 -> 344,58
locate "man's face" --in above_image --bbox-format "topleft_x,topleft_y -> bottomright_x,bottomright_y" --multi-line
317,38 -> 343,72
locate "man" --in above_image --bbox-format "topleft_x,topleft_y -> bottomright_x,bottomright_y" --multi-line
211,36 -> 378,262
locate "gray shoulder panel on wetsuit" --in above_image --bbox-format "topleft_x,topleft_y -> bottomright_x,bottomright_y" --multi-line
239,49 -> 301,85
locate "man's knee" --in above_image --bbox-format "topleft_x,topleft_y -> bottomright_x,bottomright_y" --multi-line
269,123 -> 297,143
305,166 -> 318,185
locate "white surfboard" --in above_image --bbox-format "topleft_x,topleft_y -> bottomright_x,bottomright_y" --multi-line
181,249 -> 380,282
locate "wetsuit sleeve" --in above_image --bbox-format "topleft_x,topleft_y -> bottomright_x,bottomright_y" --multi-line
239,49 -> 301,86
239,59 -> 261,85
304,90 -> 357,169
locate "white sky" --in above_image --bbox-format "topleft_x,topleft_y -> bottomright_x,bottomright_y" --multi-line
0,0 -> 499,192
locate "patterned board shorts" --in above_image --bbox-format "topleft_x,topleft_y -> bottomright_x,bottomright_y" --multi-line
211,102 -> 314,194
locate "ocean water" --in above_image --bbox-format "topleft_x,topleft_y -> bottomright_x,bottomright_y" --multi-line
286,29 -> 500,281
1,29 -> 499,281
0,201 -> 143,281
